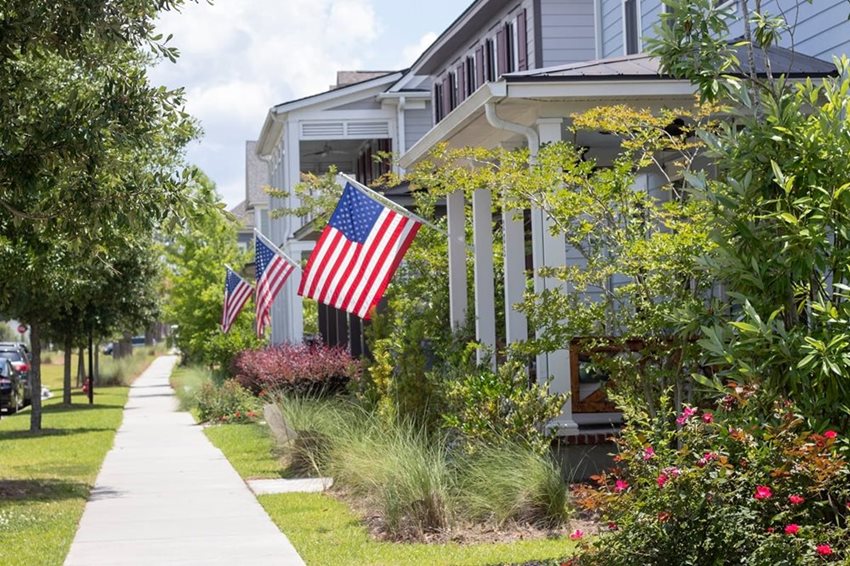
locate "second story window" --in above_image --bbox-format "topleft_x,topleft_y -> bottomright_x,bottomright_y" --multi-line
465,56 -> 476,96
485,37 -> 496,82
505,20 -> 516,72
449,70 -> 458,110
623,0 -> 640,55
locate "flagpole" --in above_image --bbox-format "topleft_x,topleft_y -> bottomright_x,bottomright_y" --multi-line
253,229 -> 303,271
338,173 -> 474,252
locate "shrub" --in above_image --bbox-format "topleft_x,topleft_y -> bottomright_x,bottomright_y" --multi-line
571,388 -> 850,565
456,441 -> 570,527
231,344 -> 361,396
441,360 -> 566,455
170,365 -> 213,412
196,380 -> 259,424
99,352 -> 150,386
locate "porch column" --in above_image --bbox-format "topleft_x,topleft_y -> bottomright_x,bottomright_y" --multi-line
447,190 -> 468,330
534,117 -> 578,434
270,142 -> 289,345
283,119 -> 304,344
472,188 -> 497,368
503,206 -> 527,345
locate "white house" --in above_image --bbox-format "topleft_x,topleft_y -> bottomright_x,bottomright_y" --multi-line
253,0 -> 849,436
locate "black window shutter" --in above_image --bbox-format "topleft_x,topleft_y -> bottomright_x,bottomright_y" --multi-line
441,76 -> 450,118
517,9 -> 528,71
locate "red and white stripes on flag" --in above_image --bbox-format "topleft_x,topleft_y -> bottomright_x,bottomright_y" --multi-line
221,267 -> 253,334
255,234 -> 296,337
298,182 -> 421,320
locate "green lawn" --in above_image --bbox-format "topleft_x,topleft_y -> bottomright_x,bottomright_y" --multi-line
202,417 -> 575,566
0,353 -> 156,566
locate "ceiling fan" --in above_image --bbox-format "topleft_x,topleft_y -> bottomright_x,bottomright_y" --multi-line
306,143 -> 349,158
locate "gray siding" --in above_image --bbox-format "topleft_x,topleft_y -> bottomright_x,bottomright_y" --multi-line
327,98 -> 383,111
405,106 -> 433,151
601,0 -> 622,57
540,0 -> 597,66
642,1 -> 850,61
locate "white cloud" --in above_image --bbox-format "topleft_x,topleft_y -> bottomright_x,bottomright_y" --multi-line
401,32 -> 438,68
150,0 -> 381,206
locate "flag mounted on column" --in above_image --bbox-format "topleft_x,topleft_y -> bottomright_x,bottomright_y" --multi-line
221,267 -> 253,334
255,232 -> 297,338
298,182 -> 421,320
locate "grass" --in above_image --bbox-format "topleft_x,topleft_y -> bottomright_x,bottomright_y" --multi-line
0,350 -> 157,566
170,365 -> 214,413
259,492 -> 574,566
198,393 -> 575,565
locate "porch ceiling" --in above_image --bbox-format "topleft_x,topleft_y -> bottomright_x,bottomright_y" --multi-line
299,139 -> 364,175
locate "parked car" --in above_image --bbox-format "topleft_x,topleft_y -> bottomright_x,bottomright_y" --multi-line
0,345 -> 31,404
0,358 -> 25,414
102,336 -> 148,356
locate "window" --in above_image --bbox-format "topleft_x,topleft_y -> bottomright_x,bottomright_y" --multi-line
449,70 -> 458,110
623,0 -> 640,55
505,20 -> 516,72
465,56 -> 476,96
434,83 -> 444,122
485,38 -> 496,82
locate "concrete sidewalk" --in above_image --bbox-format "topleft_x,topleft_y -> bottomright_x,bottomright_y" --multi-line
65,356 -> 305,566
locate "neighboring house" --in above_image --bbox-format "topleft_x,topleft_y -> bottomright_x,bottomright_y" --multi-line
229,200 -> 255,252
255,0 -> 849,436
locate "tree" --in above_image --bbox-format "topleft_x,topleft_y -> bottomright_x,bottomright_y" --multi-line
163,170 -> 261,370
0,0 -> 201,431
650,0 -> 850,426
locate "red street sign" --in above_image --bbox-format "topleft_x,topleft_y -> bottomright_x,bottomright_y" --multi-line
17,324 -> 27,334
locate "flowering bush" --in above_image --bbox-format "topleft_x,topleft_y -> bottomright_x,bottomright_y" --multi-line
571,387 -> 849,565
196,380 -> 258,423
230,343 -> 361,396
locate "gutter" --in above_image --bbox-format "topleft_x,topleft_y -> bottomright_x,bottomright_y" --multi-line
483,100 -> 539,164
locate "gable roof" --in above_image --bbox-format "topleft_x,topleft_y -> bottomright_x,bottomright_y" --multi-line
505,45 -> 837,82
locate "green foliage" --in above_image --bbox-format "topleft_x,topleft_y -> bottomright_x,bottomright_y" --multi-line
651,0 -> 850,427
276,395 -> 572,538
573,391 -> 849,565
170,364 -> 213,412
455,441 -> 570,527
196,380 -> 259,424
442,360 -> 566,455
163,170 -> 262,368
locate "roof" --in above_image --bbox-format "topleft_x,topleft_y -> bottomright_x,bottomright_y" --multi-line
271,70 -> 403,113
505,45 -> 837,82
228,200 -> 255,232
335,71 -> 396,88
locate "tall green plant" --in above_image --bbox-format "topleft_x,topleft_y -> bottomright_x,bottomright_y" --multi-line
651,0 -> 850,426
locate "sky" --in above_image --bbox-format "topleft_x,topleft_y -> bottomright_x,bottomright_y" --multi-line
150,0 -> 467,208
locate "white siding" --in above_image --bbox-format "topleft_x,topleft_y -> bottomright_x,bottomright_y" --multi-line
641,0 -> 664,42
540,0 -> 597,66
405,106 -> 433,150
601,0 -> 622,57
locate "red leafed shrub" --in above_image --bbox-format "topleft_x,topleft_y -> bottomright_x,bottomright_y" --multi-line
230,344 -> 362,396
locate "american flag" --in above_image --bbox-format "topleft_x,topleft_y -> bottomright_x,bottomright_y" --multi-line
298,182 -> 421,319
221,267 -> 253,334
255,235 -> 296,337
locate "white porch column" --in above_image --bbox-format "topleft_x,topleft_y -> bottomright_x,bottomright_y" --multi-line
283,119 -> 304,344
535,117 -> 578,434
270,142 -> 289,345
503,207 -> 528,344
447,190 -> 468,330
472,188 -> 497,368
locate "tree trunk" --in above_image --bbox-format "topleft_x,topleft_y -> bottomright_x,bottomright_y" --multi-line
116,331 -> 132,359
145,327 -> 155,347
63,334 -> 72,405
76,346 -> 85,387
29,322 -> 42,432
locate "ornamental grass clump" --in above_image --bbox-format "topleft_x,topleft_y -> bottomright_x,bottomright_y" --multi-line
571,387 -> 850,565
455,440 -> 570,527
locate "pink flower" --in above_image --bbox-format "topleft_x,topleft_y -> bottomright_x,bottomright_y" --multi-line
614,479 -> 629,493
824,430 -> 837,440
816,544 -> 833,556
754,485 -> 773,500
766,527 -> 775,534
784,524 -> 800,535
697,452 -> 718,467
702,412 -> 714,423
788,494 -> 805,505
664,466 -> 681,478
607,522 -> 618,531
570,529 -> 584,540
676,406 -> 697,425
657,473 -> 669,488
643,446 -> 655,461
